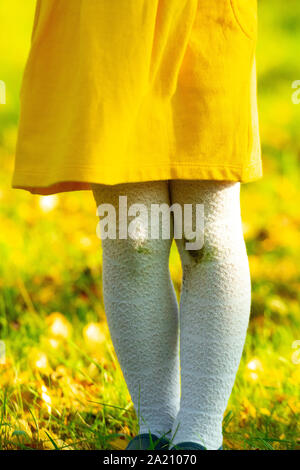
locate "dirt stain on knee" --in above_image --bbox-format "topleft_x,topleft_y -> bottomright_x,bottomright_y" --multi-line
135,244 -> 152,255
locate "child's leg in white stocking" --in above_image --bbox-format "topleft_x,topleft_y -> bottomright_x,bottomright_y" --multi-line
92,181 -> 180,438
170,180 -> 251,450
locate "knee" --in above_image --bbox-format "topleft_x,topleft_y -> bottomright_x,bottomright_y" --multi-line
126,230 -> 153,255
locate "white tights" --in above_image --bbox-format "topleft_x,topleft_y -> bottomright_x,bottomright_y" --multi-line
92,180 -> 251,450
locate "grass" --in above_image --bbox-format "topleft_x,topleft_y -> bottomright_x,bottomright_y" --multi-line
0,0 -> 299,450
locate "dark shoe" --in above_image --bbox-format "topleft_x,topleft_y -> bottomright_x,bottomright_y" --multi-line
170,441 -> 223,450
125,433 -> 170,450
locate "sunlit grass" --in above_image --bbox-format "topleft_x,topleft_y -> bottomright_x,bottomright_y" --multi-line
0,0 -> 299,450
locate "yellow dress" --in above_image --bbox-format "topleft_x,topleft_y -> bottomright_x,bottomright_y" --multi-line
12,0 -> 262,195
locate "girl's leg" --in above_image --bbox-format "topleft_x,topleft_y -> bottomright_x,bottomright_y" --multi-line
91,181 -> 180,438
169,180 -> 251,450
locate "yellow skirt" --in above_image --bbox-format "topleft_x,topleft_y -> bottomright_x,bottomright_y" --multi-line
12,0 -> 262,195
